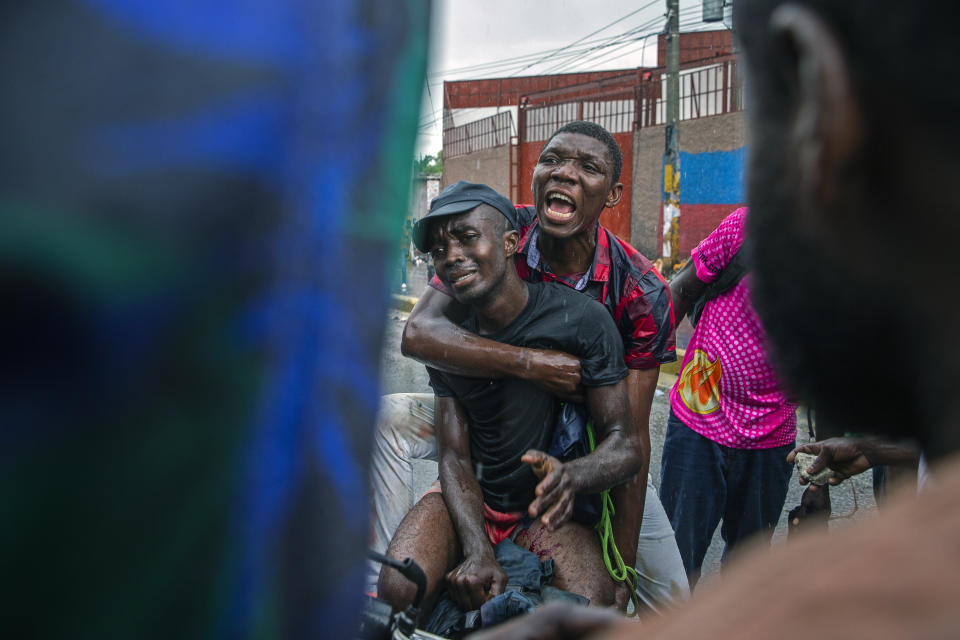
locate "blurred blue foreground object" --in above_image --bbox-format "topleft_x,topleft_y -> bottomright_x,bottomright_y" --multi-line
0,1 -> 430,638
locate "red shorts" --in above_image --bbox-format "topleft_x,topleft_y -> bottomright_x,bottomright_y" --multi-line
425,481 -> 526,545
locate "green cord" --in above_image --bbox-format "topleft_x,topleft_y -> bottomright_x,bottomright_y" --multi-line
586,422 -> 642,616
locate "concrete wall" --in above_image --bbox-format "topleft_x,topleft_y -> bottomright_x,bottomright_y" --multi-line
631,124 -> 667,259
410,176 -> 440,222
631,111 -> 746,259
442,144 -> 511,197
439,110 -> 745,260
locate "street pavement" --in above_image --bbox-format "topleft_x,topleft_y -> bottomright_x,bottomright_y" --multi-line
378,266 -> 878,585
391,257 -> 432,299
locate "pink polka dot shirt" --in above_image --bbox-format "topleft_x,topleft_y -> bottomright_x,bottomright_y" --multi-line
668,208 -> 796,449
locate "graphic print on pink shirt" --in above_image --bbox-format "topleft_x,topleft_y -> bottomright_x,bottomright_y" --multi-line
669,208 -> 796,449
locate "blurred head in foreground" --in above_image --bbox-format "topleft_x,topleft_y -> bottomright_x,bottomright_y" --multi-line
735,0 -> 960,459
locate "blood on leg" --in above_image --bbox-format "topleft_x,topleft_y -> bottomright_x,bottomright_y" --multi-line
515,520 -> 616,606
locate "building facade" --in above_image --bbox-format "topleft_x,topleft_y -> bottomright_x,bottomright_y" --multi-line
442,29 -> 745,262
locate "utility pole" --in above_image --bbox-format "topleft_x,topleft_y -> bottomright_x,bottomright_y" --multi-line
662,0 -> 681,273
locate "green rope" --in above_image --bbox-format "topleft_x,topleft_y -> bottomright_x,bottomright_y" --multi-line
586,422 -> 642,616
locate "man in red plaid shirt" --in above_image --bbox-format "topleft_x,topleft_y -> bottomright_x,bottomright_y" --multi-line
372,121 -> 686,610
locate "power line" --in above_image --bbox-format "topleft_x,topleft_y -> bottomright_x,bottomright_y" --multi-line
570,35 -> 655,73
509,0 -> 662,76
535,5 -> 702,75
427,29 -> 645,79
418,7 -> 728,137
424,81 -> 437,131
418,106 -> 505,132
527,1 -> 708,76
585,16 -> 713,70
537,14 -> 668,75
427,1 -> 679,80
418,31 -> 728,132
429,33 -> 640,79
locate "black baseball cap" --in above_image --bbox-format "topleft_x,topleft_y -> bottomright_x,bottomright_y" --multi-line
412,181 -> 519,252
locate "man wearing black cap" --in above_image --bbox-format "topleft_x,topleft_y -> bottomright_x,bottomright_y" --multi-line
377,182 -> 642,615
374,122 -> 684,611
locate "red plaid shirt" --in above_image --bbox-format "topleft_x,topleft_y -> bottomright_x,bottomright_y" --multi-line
430,205 -> 676,369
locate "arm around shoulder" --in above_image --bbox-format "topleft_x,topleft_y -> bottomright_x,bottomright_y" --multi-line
401,285 -> 462,358
402,285 -> 584,399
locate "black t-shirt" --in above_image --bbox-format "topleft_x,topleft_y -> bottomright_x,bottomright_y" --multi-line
427,281 -> 628,512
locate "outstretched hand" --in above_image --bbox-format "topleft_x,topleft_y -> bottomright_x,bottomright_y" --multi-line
523,349 -> 585,403
445,553 -> 507,612
522,449 -> 575,531
787,437 -> 874,486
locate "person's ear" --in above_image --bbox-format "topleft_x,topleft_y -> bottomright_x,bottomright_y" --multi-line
770,5 -> 862,210
503,229 -> 520,257
604,181 -> 623,208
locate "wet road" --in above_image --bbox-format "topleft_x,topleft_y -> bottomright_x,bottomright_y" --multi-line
377,283 -> 878,585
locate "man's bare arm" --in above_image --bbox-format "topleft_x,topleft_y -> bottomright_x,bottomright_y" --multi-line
669,259 -> 708,323
788,436 -> 921,484
435,395 -> 507,610
402,286 -> 583,400
523,376 -> 643,530
608,367 -> 658,576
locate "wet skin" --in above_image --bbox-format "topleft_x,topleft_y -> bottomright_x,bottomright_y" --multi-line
401,136 -> 652,605
428,204 -> 515,312
531,132 -> 623,243
407,138 -> 652,596
386,202 -> 635,612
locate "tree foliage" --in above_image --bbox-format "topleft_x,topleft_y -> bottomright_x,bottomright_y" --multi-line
414,151 -> 443,176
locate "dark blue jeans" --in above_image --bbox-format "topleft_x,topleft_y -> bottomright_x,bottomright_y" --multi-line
659,409 -> 794,586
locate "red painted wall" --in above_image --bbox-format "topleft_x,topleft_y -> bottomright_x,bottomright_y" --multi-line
518,132 -> 633,244
658,203 -> 744,260
657,30 -> 733,66
444,70 -> 641,109
445,30 -> 731,111
517,141 -> 540,206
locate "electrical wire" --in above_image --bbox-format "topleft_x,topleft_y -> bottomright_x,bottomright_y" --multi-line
573,12 -> 719,71
428,29 -> 646,79
427,1 -> 677,80
428,2 -> 717,80
509,0 -> 662,76
536,5 -> 702,75
419,6 -> 730,137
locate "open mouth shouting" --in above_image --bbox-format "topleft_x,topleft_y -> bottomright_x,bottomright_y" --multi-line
544,191 -> 576,223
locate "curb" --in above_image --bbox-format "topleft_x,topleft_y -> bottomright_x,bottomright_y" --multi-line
391,294 -> 419,313
659,348 -> 685,376
656,371 -> 678,391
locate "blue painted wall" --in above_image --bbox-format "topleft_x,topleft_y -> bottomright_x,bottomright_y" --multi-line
676,147 -> 746,205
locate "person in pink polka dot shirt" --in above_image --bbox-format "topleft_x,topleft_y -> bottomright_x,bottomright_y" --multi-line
659,207 -> 797,586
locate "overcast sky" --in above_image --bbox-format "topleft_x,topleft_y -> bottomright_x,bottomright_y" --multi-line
416,0 -> 729,155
